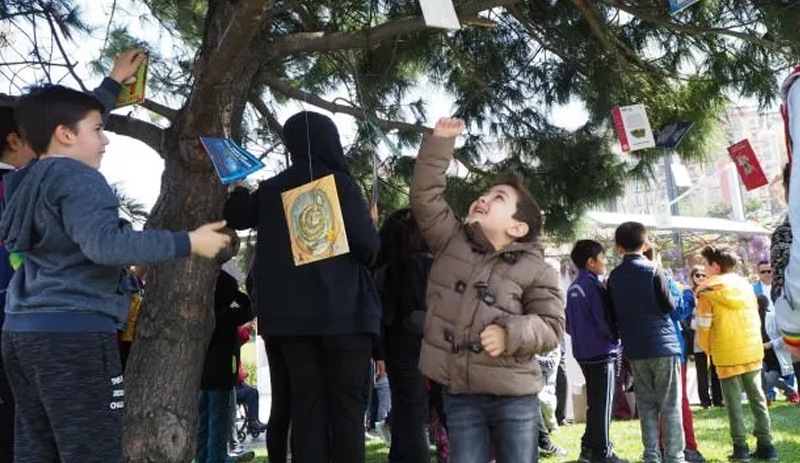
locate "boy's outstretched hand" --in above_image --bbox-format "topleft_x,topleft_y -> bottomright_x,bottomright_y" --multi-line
480,324 -> 507,357
189,220 -> 232,259
432,117 -> 466,138
110,49 -> 147,84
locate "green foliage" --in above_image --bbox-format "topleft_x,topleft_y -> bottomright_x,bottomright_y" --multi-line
7,0 -> 800,236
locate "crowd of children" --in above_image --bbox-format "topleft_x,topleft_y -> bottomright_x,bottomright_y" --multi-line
0,48 -> 798,463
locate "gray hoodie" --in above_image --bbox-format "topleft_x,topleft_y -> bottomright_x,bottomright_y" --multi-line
0,157 -> 190,332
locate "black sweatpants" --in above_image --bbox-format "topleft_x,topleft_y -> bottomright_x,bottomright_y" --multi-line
385,324 -> 430,463
579,356 -> 617,458
0,335 -> 13,463
2,332 -> 124,463
264,336 -> 291,463
273,334 -> 372,463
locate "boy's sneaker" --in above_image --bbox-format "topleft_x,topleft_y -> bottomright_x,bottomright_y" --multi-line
591,455 -> 629,463
751,443 -> 778,461
539,442 -> 567,458
685,449 -> 707,462
728,444 -> 751,462
789,392 -> 800,404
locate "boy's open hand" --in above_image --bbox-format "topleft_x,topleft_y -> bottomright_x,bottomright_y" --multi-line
110,49 -> 147,84
189,220 -> 232,259
480,324 -> 507,357
432,118 -> 466,139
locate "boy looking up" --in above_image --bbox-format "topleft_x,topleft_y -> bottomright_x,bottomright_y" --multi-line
410,117 -> 564,463
0,84 -> 231,463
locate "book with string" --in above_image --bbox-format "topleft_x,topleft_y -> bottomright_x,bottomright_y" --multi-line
115,59 -> 148,108
200,137 -> 265,184
668,0 -> 701,13
281,174 -> 350,266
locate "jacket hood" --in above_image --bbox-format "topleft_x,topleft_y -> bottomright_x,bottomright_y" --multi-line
698,273 -> 757,309
283,111 -> 350,175
0,158 -> 48,252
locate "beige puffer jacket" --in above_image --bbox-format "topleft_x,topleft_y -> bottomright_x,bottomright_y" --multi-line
410,135 -> 565,396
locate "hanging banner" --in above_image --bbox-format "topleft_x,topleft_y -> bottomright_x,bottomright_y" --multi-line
115,59 -> 148,108
281,174 -> 350,266
611,104 -> 656,153
200,137 -> 265,184
669,0 -> 701,14
655,121 -> 694,149
727,139 -> 768,191
420,0 -> 461,30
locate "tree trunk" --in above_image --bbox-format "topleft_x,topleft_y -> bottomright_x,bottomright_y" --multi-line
122,1 -> 273,460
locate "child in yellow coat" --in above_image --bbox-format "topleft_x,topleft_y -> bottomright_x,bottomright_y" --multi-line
696,245 -> 776,462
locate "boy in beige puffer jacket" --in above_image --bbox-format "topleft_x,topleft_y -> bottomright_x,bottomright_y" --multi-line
410,118 -> 565,463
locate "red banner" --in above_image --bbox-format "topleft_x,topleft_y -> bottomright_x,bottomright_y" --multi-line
727,139 -> 768,191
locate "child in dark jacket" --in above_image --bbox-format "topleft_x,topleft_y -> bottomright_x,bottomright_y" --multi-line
196,258 -> 255,463
606,222 -> 684,463
565,240 -> 626,463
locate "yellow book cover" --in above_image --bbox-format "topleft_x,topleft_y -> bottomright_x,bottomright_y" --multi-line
115,59 -> 148,108
281,174 -> 350,266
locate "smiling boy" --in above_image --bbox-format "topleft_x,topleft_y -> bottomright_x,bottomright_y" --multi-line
410,117 -> 564,463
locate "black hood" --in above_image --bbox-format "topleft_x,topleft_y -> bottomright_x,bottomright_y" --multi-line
283,111 -> 350,175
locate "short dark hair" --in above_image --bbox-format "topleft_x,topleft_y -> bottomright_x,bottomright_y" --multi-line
491,174 -> 542,242
570,240 -> 605,269
757,260 -> 770,268
14,85 -> 104,155
614,221 -> 648,252
700,245 -> 738,273
0,106 -> 18,154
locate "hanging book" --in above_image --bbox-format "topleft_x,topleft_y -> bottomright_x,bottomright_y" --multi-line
281,174 -> 350,266
420,0 -> 461,30
612,104 -> 656,152
200,137 -> 265,184
655,121 -> 694,149
115,59 -> 148,108
668,0 -> 701,14
727,139 -> 768,191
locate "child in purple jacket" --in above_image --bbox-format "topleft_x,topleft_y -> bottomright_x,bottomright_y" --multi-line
566,240 -> 627,463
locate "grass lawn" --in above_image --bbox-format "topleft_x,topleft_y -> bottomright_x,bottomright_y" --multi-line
242,402 -> 800,462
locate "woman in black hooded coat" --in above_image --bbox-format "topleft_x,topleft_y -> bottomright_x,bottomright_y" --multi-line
224,111 -> 381,463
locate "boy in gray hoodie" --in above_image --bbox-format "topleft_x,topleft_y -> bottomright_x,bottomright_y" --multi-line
0,84 -> 231,463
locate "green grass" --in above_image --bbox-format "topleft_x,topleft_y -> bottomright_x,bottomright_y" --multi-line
244,402 -> 800,462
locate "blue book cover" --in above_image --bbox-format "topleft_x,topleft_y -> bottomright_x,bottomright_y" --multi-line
200,137 -> 265,184
669,0 -> 701,13
656,121 -> 694,149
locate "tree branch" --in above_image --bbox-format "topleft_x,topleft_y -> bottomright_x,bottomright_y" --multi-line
105,114 -> 165,155
140,99 -> 178,122
262,76 -> 485,175
195,0 -> 275,97
597,0 -> 792,56
248,94 -> 285,142
269,0 -> 518,55
42,8 -> 87,92
262,75 -> 429,134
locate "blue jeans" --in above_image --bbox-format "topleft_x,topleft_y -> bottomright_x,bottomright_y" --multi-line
443,393 -> 538,463
196,389 -> 233,463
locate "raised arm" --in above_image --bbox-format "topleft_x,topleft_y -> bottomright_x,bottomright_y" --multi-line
409,118 -> 465,254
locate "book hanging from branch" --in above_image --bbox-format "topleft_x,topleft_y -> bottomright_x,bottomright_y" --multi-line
116,58 -> 148,108
281,174 -> 350,266
420,0 -> 461,30
611,104 -> 656,153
